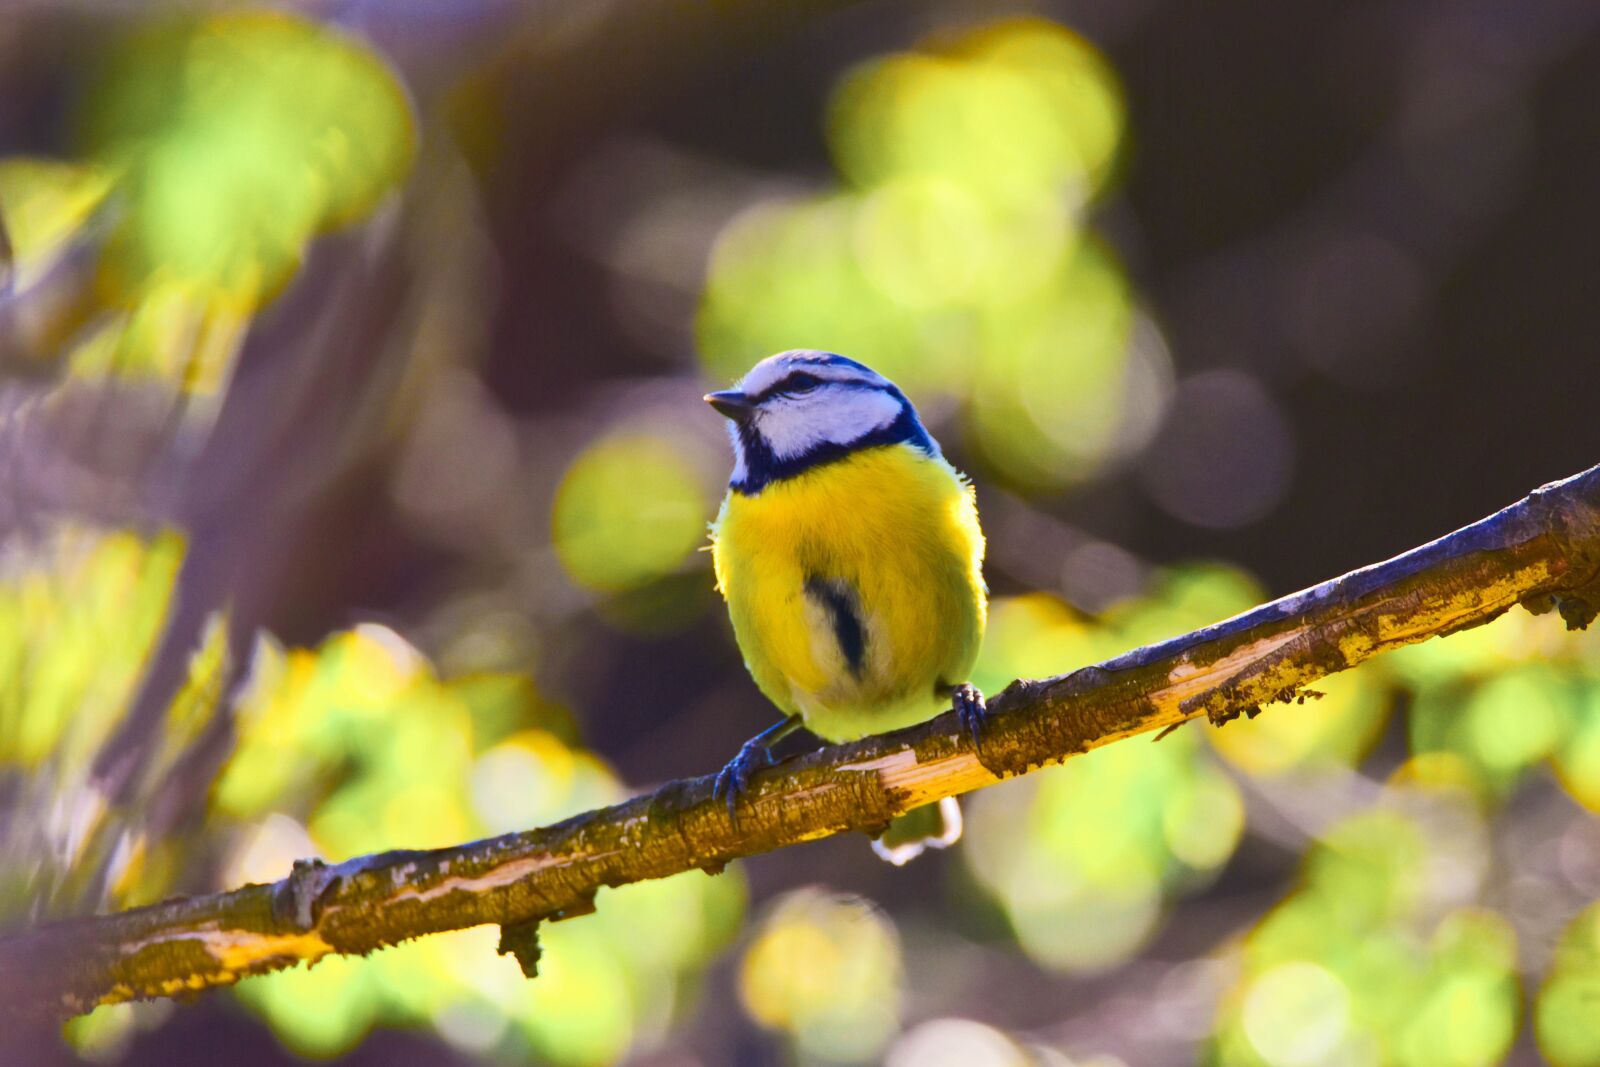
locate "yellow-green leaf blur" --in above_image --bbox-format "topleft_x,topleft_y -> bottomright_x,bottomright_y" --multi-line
5,5 -> 1598,1066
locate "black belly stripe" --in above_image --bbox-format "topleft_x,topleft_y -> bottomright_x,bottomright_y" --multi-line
804,577 -> 867,678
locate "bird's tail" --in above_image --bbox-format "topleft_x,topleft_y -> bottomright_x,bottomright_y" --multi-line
870,797 -> 963,865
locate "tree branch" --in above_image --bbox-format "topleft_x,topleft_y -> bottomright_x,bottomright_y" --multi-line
7,463 -> 1600,1022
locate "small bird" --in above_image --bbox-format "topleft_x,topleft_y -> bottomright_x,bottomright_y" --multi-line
705,350 -> 988,862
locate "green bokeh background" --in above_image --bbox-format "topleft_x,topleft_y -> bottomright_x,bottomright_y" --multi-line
4,4 -> 1600,1066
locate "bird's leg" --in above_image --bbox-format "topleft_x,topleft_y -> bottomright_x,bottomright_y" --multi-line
713,715 -> 802,819
945,682 -> 988,748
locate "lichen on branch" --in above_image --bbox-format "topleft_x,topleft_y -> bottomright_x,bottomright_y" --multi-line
5,463 -> 1600,1023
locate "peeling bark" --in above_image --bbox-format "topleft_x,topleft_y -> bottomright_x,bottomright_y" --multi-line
5,463 -> 1600,1022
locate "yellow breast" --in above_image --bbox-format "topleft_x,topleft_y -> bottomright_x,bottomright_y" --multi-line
709,443 -> 986,742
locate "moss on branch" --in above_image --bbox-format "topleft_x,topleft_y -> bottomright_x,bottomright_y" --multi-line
6,463 -> 1600,1022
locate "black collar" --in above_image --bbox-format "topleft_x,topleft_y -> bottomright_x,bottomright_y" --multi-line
729,395 -> 938,495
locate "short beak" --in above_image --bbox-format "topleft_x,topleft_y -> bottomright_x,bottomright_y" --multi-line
704,389 -> 754,422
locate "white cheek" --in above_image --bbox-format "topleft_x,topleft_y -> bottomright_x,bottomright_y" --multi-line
760,389 -> 901,459
727,423 -> 749,484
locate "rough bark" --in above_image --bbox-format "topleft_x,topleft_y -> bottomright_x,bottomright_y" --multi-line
5,463 -> 1600,1023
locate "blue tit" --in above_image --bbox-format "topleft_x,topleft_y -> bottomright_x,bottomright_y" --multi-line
704,350 -> 988,863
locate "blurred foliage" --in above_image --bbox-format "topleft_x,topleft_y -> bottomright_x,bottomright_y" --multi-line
1,6 -> 750,1062
40,619 -> 744,1064
967,719 -> 1243,972
2,9 -> 413,388
61,1001 -> 171,1065
0,526 -> 183,770
965,568 -> 1259,973
2,6 -> 1598,1067
739,888 -> 903,1064
215,626 -> 745,1063
0,527 -> 205,912
1386,605 -> 1600,811
698,18 -> 1157,490
1537,901 -> 1600,1067
964,567 -> 1600,1063
83,13 -> 413,306
552,433 -> 713,593
1210,794 -> 1519,1067
0,159 -> 114,289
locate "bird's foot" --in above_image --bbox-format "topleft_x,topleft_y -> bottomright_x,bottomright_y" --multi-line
713,737 -> 774,821
951,683 -> 988,748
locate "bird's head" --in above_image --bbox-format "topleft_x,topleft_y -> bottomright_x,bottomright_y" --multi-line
705,350 -> 937,494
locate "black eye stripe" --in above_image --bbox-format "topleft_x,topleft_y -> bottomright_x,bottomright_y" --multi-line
749,372 -> 878,403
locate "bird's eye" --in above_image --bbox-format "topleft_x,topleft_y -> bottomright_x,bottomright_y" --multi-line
784,373 -> 822,395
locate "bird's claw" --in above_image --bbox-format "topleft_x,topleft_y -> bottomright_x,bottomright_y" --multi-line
713,738 -> 773,821
951,683 -> 987,749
